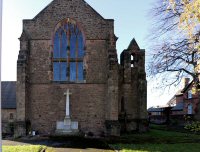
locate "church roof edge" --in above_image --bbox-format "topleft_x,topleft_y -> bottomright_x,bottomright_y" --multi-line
30,0 -> 112,22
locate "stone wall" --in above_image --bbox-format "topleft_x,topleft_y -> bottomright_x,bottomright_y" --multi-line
28,40 -> 108,84
2,109 -> 16,134
27,84 -> 106,136
16,0 -> 147,136
22,0 -> 113,40
16,0 -> 115,136
2,109 -> 16,122
25,38 -> 109,136
119,39 -> 147,132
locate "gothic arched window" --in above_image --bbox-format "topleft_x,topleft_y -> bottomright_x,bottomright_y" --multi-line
53,20 -> 85,82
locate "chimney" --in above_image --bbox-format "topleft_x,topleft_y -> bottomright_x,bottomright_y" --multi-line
182,78 -> 190,88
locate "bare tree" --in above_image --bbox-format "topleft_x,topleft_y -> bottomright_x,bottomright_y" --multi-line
148,0 -> 200,89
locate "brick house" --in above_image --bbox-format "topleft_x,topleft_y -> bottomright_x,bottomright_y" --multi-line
1,82 -> 16,135
15,0 -> 147,137
148,78 -> 199,124
167,78 -> 199,115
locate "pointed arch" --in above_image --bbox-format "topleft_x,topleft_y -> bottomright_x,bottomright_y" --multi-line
52,18 -> 85,82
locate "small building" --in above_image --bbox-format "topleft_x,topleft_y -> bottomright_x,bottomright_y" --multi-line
148,106 -> 172,124
1,81 -> 16,135
148,106 -> 167,116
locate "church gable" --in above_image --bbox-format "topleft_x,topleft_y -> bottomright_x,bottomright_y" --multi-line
23,0 -> 113,40
15,0 -> 147,137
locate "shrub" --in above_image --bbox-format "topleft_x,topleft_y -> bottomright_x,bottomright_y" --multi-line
184,121 -> 200,132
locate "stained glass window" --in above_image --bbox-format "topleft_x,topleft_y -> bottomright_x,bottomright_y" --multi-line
53,20 -> 85,82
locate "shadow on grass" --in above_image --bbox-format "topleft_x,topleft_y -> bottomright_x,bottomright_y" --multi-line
4,129 -> 200,151
7,135 -> 112,150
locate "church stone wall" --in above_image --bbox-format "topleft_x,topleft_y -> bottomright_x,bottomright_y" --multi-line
22,17 -> 111,136
27,84 -> 106,135
23,0 -> 113,40
2,109 -> 16,122
28,40 -> 108,84
85,40 -> 108,83
26,38 -> 110,135
119,40 -> 147,132
28,40 -> 51,84
16,0 -> 147,137
21,0 -> 112,136
2,109 -> 16,135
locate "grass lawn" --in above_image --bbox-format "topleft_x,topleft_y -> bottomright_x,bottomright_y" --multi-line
110,129 -> 200,152
109,129 -> 200,144
3,129 -> 200,152
111,143 -> 200,152
2,145 -> 54,152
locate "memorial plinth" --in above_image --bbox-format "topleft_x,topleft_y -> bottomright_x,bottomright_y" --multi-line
55,89 -> 79,135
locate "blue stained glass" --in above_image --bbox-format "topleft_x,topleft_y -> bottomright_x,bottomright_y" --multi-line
78,62 -> 84,81
64,24 -> 68,31
53,62 -> 60,81
70,62 -> 76,81
53,31 -> 60,58
53,22 -> 85,82
70,33 -> 76,58
75,27 -> 79,35
61,32 -> 67,58
60,62 -> 67,81
78,33 -> 84,58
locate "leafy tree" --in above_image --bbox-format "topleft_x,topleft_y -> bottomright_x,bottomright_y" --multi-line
167,0 -> 200,37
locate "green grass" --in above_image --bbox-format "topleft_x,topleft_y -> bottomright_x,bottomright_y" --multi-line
108,129 -> 200,144
2,145 -> 54,152
3,129 -> 200,152
149,124 -> 169,130
111,143 -> 200,152
110,129 -> 200,152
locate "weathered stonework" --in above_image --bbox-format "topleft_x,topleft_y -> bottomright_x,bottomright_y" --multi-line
2,109 -> 16,135
16,0 -> 147,137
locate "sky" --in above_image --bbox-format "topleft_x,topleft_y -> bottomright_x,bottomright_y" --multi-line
1,0 -> 180,108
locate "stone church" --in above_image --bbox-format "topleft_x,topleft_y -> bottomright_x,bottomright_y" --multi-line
15,0 -> 147,137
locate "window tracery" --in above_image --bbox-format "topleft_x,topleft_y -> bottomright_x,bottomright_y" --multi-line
53,19 -> 85,82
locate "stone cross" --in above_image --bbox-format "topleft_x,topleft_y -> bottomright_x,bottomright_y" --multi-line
64,89 -> 72,118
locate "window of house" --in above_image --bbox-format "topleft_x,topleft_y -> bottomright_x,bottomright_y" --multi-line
53,21 -> 85,82
156,112 -> 161,115
188,90 -> 192,99
187,104 -> 193,114
10,113 -> 14,120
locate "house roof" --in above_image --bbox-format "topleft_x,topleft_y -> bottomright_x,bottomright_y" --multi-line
148,107 -> 163,112
182,81 -> 193,93
167,79 -> 193,106
167,96 -> 176,106
1,81 -> 16,109
171,102 -> 184,111
148,106 -> 169,112
176,80 -> 193,96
